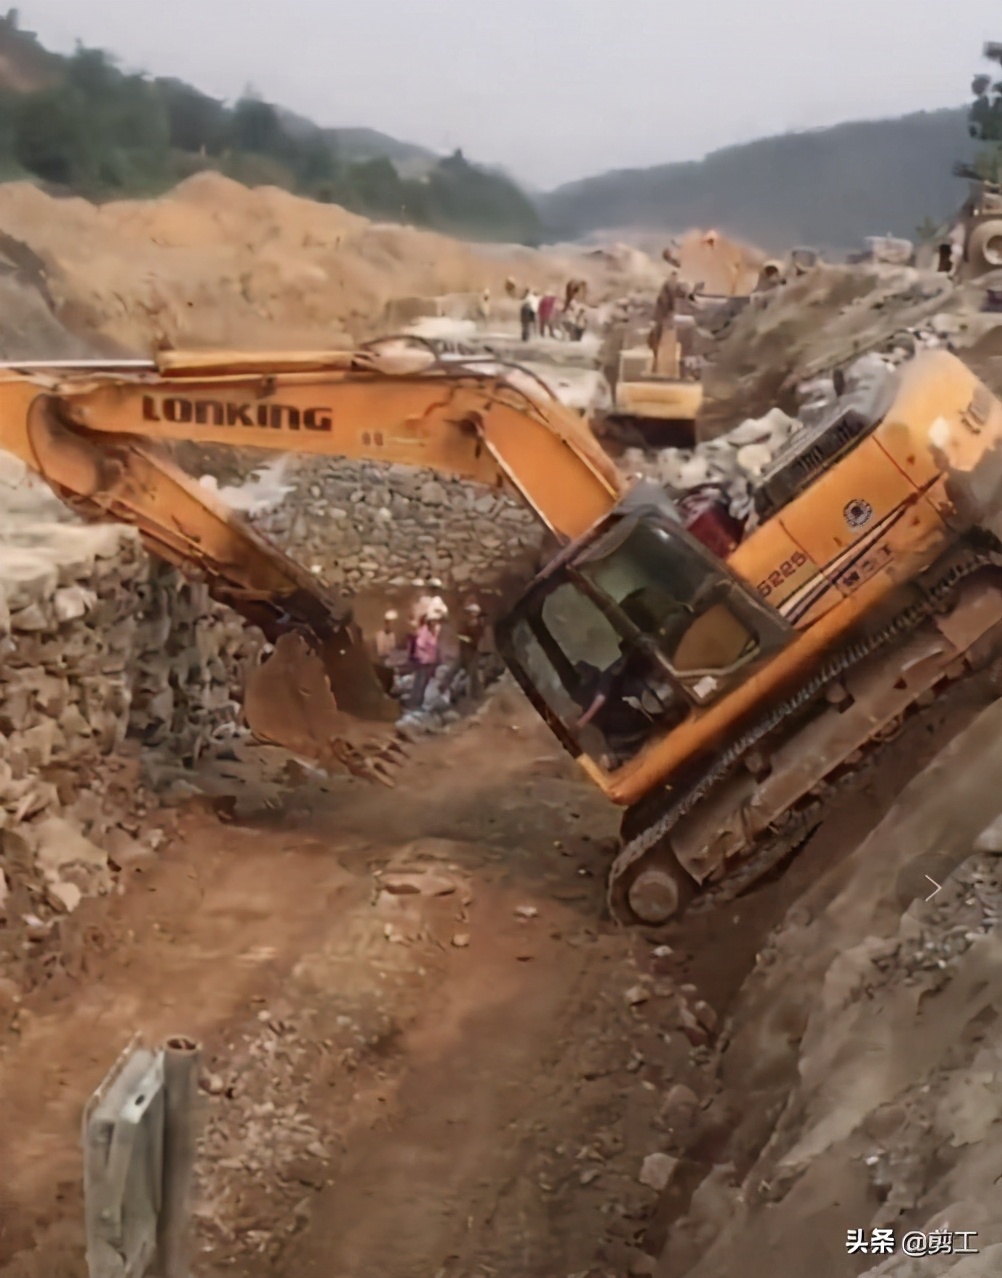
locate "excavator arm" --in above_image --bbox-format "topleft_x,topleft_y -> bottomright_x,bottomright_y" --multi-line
0,342 -> 625,780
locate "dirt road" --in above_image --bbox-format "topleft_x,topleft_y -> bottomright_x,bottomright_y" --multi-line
0,687 -> 720,1278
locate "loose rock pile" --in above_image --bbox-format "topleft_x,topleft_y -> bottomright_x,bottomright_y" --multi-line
255,458 -> 545,590
620,404 -> 802,526
696,264 -> 959,437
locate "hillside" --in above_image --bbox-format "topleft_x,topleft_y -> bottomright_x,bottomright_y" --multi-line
277,111 -> 440,178
0,13 -> 542,245
0,12 -> 60,92
0,172 -> 562,356
538,109 -> 976,252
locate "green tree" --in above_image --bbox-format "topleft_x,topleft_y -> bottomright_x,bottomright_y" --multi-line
157,77 -> 226,154
0,33 -> 542,241
970,41 -> 1002,182
342,155 -> 408,217
14,84 -> 97,186
422,149 -> 542,243
293,132 -> 339,192
227,96 -> 284,157
0,86 -> 21,168
13,45 -> 171,194
65,43 -> 118,97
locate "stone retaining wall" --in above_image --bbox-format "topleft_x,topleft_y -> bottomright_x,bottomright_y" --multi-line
255,457 -> 547,591
0,465 -> 261,925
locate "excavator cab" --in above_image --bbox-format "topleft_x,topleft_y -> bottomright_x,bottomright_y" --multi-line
497,486 -> 793,772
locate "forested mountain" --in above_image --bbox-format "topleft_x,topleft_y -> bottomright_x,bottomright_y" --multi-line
537,109 -> 975,251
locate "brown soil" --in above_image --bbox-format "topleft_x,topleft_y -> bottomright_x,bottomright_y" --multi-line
0,691 -> 708,1278
0,175 -> 684,361
0,679 -> 997,1278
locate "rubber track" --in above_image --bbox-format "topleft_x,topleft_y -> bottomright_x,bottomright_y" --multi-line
608,549 -> 999,920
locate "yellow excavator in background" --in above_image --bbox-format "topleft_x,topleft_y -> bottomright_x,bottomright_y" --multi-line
1,340 -> 1001,927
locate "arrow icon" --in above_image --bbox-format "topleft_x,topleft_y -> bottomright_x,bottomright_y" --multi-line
925,875 -> 942,901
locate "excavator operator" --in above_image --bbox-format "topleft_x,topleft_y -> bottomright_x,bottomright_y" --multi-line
571,642 -> 684,770
572,652 -> 652,767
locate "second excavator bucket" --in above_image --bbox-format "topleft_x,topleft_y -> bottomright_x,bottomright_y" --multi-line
243,633 -> 408,786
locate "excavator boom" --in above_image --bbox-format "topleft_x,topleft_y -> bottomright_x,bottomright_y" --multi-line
27,344 -> 623,539
0,342 -> 626,779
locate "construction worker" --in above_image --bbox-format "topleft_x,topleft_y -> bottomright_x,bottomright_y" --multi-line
563,278 -> 587,314
374,609 -> 399,660
520,288 -> 539,342
372,609 -> 399,693
538,292 -> 559,338
408,613 -> 442,710
649,247 -> 693,376
754,260 -> 785,294
455,600 -> 487,701
410,578 -> 448,629
565,299 -> 588,342
425,577 -> 448,622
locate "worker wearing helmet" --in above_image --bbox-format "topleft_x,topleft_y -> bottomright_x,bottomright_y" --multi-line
372,608 -> 400,693
650,246 -> 697,375
755,260 -> 785,293
457,600 -> 487,701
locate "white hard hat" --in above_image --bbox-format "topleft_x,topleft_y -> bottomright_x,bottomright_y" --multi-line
412,578 -> 426,588
384,609 -> 398,621
465,601 -> 483,613
427,601 -> 449,620
428,577 -> 444,588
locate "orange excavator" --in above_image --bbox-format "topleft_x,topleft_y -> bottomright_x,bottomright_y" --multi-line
1,339 -> 1001,926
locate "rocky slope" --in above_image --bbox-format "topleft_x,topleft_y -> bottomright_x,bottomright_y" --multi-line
656,693 -> 1002,1278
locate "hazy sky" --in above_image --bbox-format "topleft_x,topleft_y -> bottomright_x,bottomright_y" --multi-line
12,0 -> 1000,188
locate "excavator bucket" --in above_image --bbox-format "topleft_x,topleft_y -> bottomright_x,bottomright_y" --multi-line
243,633 -> 407,786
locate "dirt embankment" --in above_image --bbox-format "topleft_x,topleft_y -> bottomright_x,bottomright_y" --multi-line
0,174 -> 686,358
577,227 -> 764,297
0,175 -> 549,354
0,174 -> 765,362
659,686 -> 1002,1278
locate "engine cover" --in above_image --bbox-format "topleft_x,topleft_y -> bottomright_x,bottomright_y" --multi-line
754,375 -> 898,521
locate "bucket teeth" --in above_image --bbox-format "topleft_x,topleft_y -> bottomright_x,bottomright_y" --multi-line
320,734 -> 406,785
243,632 -> 413,784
